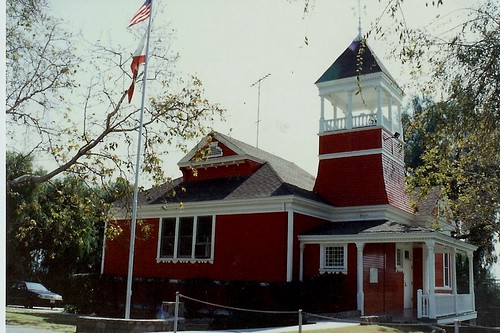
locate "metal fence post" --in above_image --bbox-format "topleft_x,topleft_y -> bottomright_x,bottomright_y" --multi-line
174,292 -> 180,333
454,319 -> 459,333
298,309 -> 302,333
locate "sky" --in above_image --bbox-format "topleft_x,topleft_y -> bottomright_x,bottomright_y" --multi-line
47,0 -> 474,179
8,0 -> 496,278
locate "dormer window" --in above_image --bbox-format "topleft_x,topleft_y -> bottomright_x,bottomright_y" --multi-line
207,142 -> 223,158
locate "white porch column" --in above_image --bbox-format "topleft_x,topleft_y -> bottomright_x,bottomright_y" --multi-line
468,252 -> 476,312
425,240 -> 437,319
347,91 -> 353,129
387,94 -> 393,132
299,243 -> 305,282
286,208 -> 294,282
356,242 -> 365,315
423,244 -> 429,294
376,87 -> 382,125
451,248 -> 457,315
397,104 -> 402,135
319,97 -> 325,133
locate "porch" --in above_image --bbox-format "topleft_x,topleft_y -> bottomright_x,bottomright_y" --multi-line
298,220 -> 478,324
416,240 -> 477,324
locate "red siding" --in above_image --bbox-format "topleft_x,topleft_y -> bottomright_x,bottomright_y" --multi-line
314,154 -> 389,206
413,247 -> 423,309
318,128 -> 382,155
314,131 -> 412,212
363,243 -> 404,316
103,212 -> 290,282
303,244 -> 320,278
382,155 -> 412,213
301,243 -> 358,312
181,160 -> 261,182
435,253 -> 445,287
292,214 -> 328,280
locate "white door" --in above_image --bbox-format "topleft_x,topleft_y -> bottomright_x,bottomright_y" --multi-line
403,247 -> 413,309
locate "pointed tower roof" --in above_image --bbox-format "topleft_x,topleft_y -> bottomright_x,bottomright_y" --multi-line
315,38 -> 395,84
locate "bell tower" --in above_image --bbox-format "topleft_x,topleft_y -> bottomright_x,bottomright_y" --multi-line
313,37 -> 411,212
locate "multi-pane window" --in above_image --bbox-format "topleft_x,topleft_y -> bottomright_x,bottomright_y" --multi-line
320,245 -> 347,273
159,216 -> 214,261
443,253 -> 450,287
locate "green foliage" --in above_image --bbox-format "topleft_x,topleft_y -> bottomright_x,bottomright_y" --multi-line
399,1 -> 499,272
6,151 -> 129,282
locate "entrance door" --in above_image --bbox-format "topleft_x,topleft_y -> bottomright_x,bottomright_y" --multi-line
402,247 -> 413,309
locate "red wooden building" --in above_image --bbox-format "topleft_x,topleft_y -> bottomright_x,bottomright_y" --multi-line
102,37 -> 477,323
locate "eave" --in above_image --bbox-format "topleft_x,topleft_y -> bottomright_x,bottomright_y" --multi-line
111,195 -> 334,221
299,230 -> 477,253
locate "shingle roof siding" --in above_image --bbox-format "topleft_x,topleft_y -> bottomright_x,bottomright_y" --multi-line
315,39 -> 393,84
216,132 -> 316,191
151,162 -> 325,204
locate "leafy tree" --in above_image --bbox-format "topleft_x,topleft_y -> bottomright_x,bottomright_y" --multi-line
6,152 -> 46,280
396,0 -> 499,272
6,0 -> 225,190
6,151 -> 132,281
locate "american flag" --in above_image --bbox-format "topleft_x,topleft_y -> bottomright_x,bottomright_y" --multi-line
128,0 -> 152,27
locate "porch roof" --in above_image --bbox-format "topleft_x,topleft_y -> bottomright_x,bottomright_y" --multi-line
299,220 -> 477,253
302,220 -> 430,235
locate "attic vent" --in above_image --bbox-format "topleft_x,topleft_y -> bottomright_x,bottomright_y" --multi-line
207,142 -> 223,158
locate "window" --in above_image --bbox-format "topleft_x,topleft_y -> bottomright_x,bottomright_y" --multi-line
396,248 -> 403,271
320,245 -> 347,273
159,216 -> 214,262
443,253 -> 450,287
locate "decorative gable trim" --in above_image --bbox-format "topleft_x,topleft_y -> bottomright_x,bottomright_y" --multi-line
178,133 -> 264,169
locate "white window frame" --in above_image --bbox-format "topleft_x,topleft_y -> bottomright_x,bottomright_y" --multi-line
396,247 -> 403,272
319,244 -> 347,274
157,215 -> 215,263
435,252 -> 452,290
443,252 -> 451,288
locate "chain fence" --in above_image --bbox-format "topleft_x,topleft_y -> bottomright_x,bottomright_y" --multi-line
172,292 -> 489,333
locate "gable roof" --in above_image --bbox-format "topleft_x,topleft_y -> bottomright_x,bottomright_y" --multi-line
315,38 -> 395,84
143,132 -> 324,205
179,132 -> 316,192
151,163 -> 323,204
217,132 -> 316,191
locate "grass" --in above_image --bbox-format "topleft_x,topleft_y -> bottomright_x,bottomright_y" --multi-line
5,307 -> 438,333
6,307 -> 77,333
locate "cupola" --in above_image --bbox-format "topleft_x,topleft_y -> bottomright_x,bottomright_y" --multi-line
313,37 -> 411,213
315,37 -> 403,137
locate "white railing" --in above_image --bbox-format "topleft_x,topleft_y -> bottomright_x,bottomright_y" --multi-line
417,289 -> 475,319
323,118 -> 345,131
353,113 -> 376,128
417,290 -> 429,318
322,114 -> 376,132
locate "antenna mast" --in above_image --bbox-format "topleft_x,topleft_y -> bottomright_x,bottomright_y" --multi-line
250,73 -> 271,148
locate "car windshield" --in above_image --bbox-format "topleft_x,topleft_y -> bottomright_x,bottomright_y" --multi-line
25,282 -> 49,292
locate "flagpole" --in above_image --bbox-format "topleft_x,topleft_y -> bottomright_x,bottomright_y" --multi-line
125,0 -> 153,320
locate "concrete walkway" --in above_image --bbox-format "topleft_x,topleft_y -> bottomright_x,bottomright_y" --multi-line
168,320 -> 359,333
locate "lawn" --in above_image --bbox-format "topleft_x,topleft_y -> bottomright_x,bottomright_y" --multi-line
5,307 -> 439,333
6,307 -> 77,333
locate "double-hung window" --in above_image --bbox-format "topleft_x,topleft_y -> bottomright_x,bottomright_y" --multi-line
158,216 -> 214,262
443,253 -> 450,288
320,244 -> 347,273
